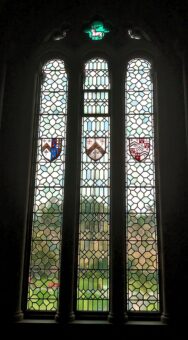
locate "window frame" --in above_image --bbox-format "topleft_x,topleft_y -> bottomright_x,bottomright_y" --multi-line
22,39 -> 164,322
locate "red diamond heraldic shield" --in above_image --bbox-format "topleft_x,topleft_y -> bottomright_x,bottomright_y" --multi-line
41,138 -> 62,162
86,138 -> 106,161
129,138 -> 150,162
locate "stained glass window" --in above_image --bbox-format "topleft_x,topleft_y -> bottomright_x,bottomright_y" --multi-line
27,59 -> 68,311
125,58 -> 160,311
26,53 -> 161,319
77,58 -> 110,311
84,21 -> 110,40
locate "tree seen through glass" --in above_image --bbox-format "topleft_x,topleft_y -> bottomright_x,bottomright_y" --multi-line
77,58 -> 110,311
27,57 -> 159,313
125,58 -> 160,311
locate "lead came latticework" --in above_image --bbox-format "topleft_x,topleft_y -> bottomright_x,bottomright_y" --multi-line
77,58 -> 110,311
27,60 -> 68,311
125,59 -> 160,311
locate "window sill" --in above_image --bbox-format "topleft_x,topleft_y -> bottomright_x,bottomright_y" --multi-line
12,319 -> 170,338
18,318 -> 166,326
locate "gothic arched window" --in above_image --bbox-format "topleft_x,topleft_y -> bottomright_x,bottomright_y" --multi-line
24,24 -> 161,321
77,58 -> 110,312
27,59 -> 68,311
126,58 -> 159,312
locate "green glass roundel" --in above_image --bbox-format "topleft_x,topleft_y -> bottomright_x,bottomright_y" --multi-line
84,21 -> 110,41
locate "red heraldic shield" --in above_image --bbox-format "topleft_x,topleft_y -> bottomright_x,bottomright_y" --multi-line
129,138 -> 150,162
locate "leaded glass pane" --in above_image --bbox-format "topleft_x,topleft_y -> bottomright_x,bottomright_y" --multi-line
125,58 -> 160,312
77,58 -> 110,311
27,59 -> 68,311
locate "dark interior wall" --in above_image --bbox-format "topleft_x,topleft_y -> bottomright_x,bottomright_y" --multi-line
1,0 -> 188,53
0,0 -> 188,335
157,56 -> 188,323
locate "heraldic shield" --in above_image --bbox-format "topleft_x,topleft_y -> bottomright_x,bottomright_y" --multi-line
86,138 -> 106,161
41,138 -> 62,162
129,138 -> 150,162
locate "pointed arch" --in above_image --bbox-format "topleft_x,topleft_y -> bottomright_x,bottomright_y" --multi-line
27,59 -> 68,311
125,58 -> 160,311
77,58 -> 110,311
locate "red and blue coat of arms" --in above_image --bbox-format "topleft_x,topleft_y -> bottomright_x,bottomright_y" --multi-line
41,138 -> 62,162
